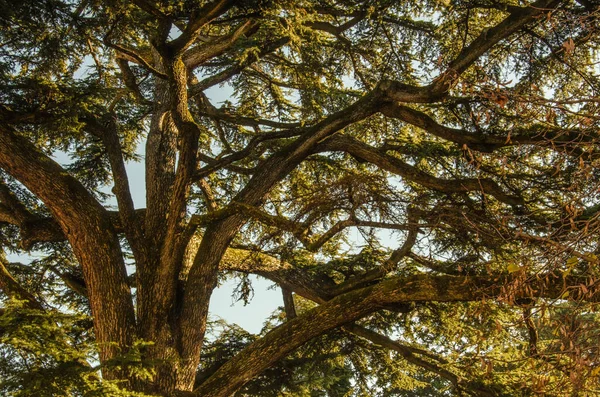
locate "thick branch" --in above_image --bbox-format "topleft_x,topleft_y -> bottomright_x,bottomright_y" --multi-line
183,19 -> 257,68
115,58 -> 150,104
0,124 -> 135,366
194,271 -> 595,396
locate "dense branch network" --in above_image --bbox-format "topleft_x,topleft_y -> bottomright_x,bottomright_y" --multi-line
0,0 -> 599,396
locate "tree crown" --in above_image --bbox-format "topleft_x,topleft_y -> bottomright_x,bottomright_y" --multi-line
1,0 -> 599,395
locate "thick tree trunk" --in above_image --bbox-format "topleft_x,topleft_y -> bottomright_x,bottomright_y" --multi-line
176,217 -> 244,391
0,126 -> 136,378
137,54 -> 203,395
137,76 -> 183,394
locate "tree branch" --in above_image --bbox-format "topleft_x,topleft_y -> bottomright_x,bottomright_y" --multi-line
194,127 -> 304,180
0,180 -> 34,224
378,0 -> 563,103
169,0 -> 238,54
183,19 -> 257,68
196,92 -> 301,129
0,124 -> 135,366
281,287 -> 296,320
0,253 -> 43,310
189,36 -> 290,94
104,41 -> 168,79
317,134 -> 524,206
115,58 -> 151,104
344,324 -> 497,397
85,116 -> 147,266
330,208 -> 420,296
194,270 -> 596,396
1,209 -> 145,250
220,248 -> 336,303
428,0 -> 562,95
381,103 -> 596,153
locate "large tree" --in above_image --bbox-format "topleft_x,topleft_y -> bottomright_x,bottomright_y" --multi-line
1,0 -> 599,395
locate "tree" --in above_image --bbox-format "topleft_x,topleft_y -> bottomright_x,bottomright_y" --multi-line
0,0 -> 599,395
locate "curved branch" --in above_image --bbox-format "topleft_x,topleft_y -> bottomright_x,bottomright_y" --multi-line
317,134 -> 524,206
104,41 -> 168,79
0,124 -> 135,366
193,270 -> 595,396
183,19 -> 257,68
217,247 -> 511,396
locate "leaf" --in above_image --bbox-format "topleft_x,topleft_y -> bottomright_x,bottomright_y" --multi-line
507,263 -> 521,273
563,256 -> 579,277
492,91 -> 509,107
563,37 -> 575,55
566,256 -> 578,267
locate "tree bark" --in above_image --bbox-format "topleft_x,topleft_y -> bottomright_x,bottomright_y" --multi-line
194,272 -> 595,396
0,125 -> 136,377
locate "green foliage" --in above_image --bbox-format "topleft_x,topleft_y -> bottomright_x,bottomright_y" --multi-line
199,317 -> 355,397
0,300 -> 153,396
1,0 -> 600,396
